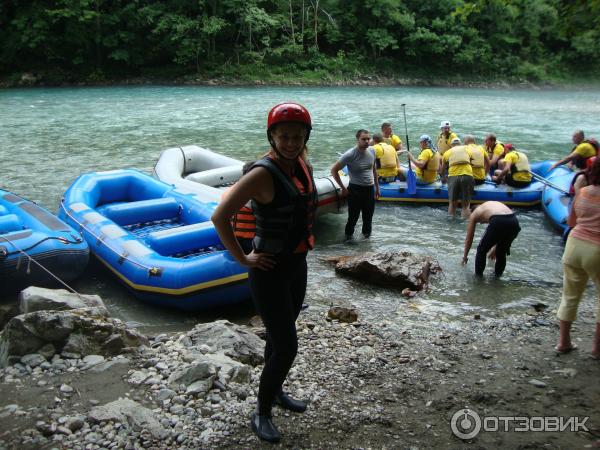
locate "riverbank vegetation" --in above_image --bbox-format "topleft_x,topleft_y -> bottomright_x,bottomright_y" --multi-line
1,0 -> 599,87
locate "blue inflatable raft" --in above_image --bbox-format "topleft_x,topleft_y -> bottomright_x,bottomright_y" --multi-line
0,189 -> 89,291
378,161 -> 552,206
59,169 -> 248,310
541,165 -> 575,237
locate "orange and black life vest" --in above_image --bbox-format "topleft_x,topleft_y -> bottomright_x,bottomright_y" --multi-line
231,203 -> 256,240
250,156 -> 316,254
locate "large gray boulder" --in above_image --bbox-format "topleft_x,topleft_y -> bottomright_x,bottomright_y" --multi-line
168,361 -> 217,389
326,251 -> 441,291
182,352 -> 251,386
0,309 -> 148,367
88,398 -> 169,440
180,320 -> 264,366
19,286 -> 107,315
201,353 -> 251,384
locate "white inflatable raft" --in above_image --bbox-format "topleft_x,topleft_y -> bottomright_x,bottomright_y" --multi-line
153,145 -> 347,216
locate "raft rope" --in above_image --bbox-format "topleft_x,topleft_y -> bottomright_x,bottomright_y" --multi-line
0,235 -> 82,296
179,146 -> 187,175
324,176 -> 343,212
0,235 -> 82,258
59,200 -> 162,276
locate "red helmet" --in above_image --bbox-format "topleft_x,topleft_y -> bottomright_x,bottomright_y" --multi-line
503,143 -> 514,152
267,102 -> 312,134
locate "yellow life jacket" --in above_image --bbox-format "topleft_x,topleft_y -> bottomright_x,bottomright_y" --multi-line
448,145 -> 471,166
383,134 -> 401,149
437,136 -> 451,155
424,149 -> 441,177
375,143 -> 398,170
437,132 -> 457,155
486,141 -> 504,158
511,151 -> 530,173
469,144 -> 485,168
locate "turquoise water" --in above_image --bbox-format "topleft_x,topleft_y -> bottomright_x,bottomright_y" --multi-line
1,86 -> 599,331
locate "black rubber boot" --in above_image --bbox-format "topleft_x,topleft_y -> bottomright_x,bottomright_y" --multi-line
250,412 -> 281,443
274,392 -> 307,413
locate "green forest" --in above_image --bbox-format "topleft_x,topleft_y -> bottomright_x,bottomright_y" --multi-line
1,0 -> 599,86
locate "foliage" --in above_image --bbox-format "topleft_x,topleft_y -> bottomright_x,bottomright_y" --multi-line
0,0 -> 598,83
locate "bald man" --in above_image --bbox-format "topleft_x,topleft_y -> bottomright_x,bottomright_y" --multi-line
550,130 -> 598,171
462,201 -> 521,277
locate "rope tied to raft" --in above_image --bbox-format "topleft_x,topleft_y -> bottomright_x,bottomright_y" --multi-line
0,234 -> 83,297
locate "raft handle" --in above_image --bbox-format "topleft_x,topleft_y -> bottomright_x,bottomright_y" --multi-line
149,267 -> 163,277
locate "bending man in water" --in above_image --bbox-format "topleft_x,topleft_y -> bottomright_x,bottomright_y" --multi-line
462,201 -> 521,277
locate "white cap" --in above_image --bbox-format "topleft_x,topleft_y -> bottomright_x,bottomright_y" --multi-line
418,134 -> 431,142
451,137 -> 461,145
440,120 -> 451,128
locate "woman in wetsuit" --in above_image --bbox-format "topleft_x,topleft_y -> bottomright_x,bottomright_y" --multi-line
211,102 -> 316,443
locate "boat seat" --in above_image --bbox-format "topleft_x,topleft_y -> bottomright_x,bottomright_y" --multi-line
185,165 -> 243,186
0,214 -> 23,234
98,197 -> 181,226
145,221 -> 220,256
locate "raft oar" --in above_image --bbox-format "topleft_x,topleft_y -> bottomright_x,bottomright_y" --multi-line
401,104 -> 417,195
528,171 -> 571,196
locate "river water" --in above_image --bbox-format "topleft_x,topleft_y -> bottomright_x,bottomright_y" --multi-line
1,86 -> 599,333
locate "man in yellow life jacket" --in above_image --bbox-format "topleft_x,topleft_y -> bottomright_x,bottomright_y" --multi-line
441,138 -> 474,219
464,135 -> 490,185
372,133 -> 400,184
381,122 -> 403,151
493,143 -> 532,188
484,133 -> 505,173
437,120 -> 459,156
405,134 -> 441,185
550,130 -> 599,171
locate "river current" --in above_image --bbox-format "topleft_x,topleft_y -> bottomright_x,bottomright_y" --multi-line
1,86 -> 599,333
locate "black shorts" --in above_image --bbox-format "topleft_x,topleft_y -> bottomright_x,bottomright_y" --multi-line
447,175 -> 474,202
506,174 -> 531,188
378,175 -> 396,184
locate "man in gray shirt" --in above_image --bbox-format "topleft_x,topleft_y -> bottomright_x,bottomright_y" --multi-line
331,129 -> 380,240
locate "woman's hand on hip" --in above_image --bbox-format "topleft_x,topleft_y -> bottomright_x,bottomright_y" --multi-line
244,251 -> 276,271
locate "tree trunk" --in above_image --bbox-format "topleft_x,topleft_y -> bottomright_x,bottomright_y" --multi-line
207,0 -> 217,61
289,0 -> 295,42
95,0 -> 101,70
301,0 -> 305,51
313,0 -> 319,49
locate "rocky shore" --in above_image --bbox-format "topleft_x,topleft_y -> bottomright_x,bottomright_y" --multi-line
1,285 -> 599,449
2,71 -> 577,91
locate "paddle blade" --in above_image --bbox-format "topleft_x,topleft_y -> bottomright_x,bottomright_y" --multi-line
406,167 -> 417,195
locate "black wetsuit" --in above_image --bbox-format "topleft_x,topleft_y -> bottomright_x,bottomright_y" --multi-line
250,252 -> 307,414
475,213 -> 521,276
248,156 -> 315,415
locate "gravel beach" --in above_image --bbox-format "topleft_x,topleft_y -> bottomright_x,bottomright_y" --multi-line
0,291 -> 599,450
